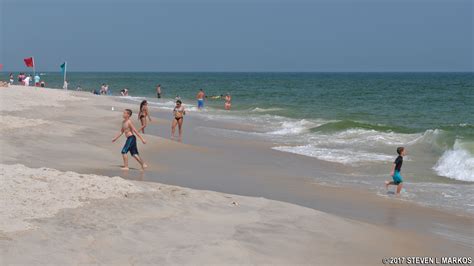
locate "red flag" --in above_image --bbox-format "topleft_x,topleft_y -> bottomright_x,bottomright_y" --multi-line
24,57 -> 34,68
0,64 -> 3,70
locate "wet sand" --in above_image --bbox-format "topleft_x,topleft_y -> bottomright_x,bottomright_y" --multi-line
0,86 -> 472,264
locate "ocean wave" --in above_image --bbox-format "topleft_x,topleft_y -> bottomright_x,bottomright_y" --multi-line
305,128 -> 421,147
121,97 -> 186,111
265,119 -> 424,146
250,107 -> 284,113
433,141 -> 474,182
148,100 -> 177,107
268,119 -> 314,135
273,145 -> 393,165
119,96 -> 146,102
310,120 -> 413,134
308,121 -> 472,151
411,129 -> 457,152
199,113 -> 327,136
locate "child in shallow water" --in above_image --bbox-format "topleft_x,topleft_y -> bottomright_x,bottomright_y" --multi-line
385,147 -> 406,195
112,109 -> 147,171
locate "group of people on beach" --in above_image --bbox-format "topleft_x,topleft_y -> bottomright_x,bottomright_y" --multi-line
90,83 -> 112,95
112,98 -> 186,170
136,99 -> 186,139
96,83 -> 232,111
112,83 -> 235,171
9,73 -> 45,87
120,88 -> 129,96
100,84 -> 111,95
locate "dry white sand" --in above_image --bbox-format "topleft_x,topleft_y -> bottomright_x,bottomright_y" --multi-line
0,164 -> 146,232
0,115 -> 50,130
0,85 -> 87,112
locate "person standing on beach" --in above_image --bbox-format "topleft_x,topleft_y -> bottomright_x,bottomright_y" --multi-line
138,100 -> 151,134
112,109 -> 147,171
196,89 -> 205,109
9,73 -> 14,85
100,84 -> 106,94
171,100 -> 186,141
385,147 -> 406,195
18,73 -> 24,84
34,74 -> 41,87
156,84 -> 162,98
23,75 -> 31,86
224,93 -> 232,110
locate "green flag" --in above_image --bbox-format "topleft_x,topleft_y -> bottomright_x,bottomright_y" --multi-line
60,62 -> 66,73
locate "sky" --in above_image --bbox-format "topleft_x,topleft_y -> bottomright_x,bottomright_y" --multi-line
0,0 -> 472,72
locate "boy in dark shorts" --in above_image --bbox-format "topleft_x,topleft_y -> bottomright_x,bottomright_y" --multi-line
112,109 -> 147,170
156,84 -> 162,98
385,147 -> 406,195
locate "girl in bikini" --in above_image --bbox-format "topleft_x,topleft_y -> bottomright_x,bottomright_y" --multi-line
138,100 -> 151,134
171,100 -> 186,141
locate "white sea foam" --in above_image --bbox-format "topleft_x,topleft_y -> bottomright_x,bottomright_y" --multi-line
250,107 -> 284,113
199,113 -> 324,136
313,129 -> 420,146
119,96 -> 145,101
122,96 -> 175,106
268,120 -> 314,135
273,145 -> 393,165
433,141 -> 474,182
147,100 -> 177,108
122,97 -> 195,111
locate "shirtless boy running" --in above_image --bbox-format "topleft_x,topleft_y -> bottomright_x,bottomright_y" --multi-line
112,109 -> 148,170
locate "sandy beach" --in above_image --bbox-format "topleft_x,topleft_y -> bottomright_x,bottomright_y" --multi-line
1,85 -> 472,265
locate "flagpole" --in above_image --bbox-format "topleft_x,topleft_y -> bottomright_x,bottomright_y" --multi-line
33,57 -> 36,77
63,61 -> 67,90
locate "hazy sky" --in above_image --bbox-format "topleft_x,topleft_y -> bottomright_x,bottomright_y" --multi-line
1,0 -> 472,72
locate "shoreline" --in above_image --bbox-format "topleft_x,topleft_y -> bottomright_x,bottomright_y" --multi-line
1,85 -> 472,263
123,94 -> 474,214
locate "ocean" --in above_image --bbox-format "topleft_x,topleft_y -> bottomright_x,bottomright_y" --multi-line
4,72 -> 473,212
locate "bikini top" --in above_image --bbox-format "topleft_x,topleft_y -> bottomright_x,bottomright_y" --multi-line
174,106 -> 185,113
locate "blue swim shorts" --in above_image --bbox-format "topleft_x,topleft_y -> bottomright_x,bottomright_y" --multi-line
197,99 -> 204,108
121,135 -> 139,156
392,171 -> 403,185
